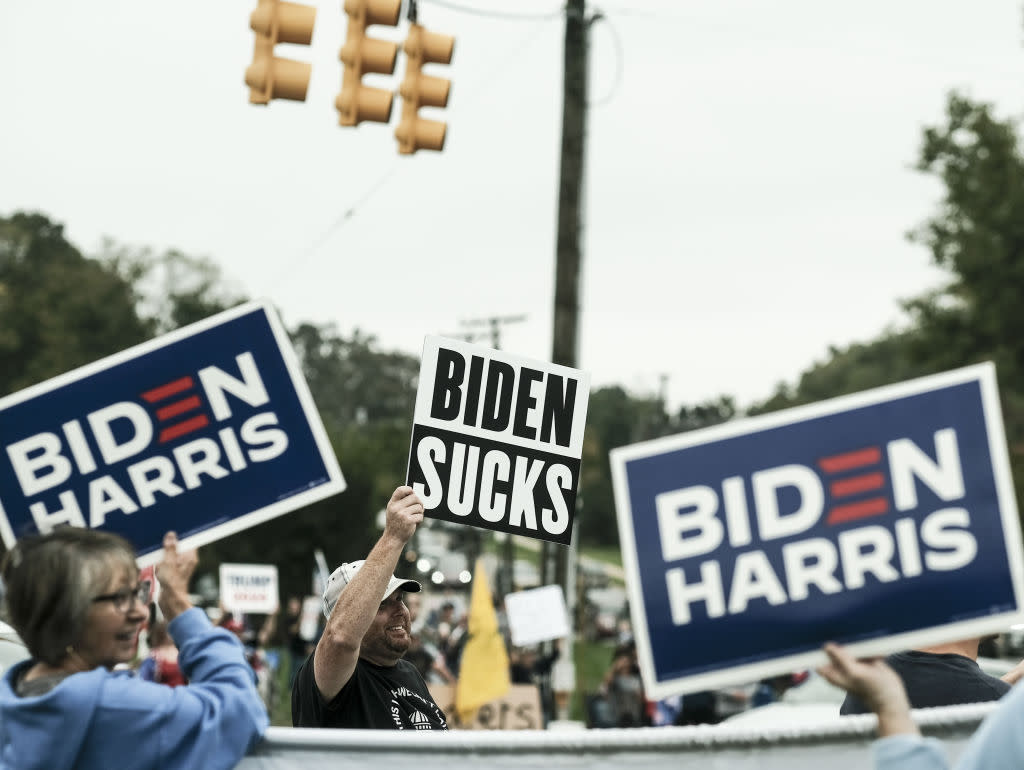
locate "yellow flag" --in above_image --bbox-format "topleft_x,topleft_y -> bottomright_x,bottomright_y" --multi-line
455,557 -> 510,722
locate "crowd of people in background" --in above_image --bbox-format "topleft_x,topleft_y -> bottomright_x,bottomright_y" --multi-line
5,489 -> 1024,767
95,568 -> 1024,736
13,542 -> 1020,734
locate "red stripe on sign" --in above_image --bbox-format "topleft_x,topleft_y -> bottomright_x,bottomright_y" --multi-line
156,395 -> 202,421
818,447 -> 882,474
158,415 -> 209,443
827,498 -> 889,525
830,472 -> 885,498
142,376 -> 194,403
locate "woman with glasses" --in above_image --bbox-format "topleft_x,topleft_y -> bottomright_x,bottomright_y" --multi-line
0,528 -> 268,770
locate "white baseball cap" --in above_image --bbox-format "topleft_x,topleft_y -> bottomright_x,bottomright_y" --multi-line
321,559 -> 422,618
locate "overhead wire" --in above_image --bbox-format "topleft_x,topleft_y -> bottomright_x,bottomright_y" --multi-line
285,166 -> 400,268
590,3 -> 690,21
273,9 -> 559,293
419,0 -> 563,21
588,9 -> 623,108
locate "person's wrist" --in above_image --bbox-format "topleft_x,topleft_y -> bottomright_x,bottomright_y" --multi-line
381,529 -> 410,550
158,589 -> 193,621
873,700 -> 917,736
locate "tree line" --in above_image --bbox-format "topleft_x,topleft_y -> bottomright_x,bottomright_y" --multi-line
2,91 -> 1023,599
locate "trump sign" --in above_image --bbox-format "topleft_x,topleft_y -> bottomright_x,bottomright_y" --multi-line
611,363 -> 1024,698
0,301 -> 345,566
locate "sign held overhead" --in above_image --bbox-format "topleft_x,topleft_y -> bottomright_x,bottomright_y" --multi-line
0,301 -> 345,566
407,336 -> 590,546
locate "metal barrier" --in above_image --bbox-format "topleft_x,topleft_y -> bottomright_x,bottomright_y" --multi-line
237,701 -> 994,769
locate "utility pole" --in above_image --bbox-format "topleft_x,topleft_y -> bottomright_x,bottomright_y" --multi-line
450,314 -> 527,598
541,0 -> 589,595
545,0 -> 594,724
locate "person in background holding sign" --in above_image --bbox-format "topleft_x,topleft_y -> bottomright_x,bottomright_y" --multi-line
0,529 -> 268,770
819,642 -> 1024,769
291,486 -> 448,729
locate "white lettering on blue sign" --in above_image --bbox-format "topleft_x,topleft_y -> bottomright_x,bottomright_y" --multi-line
3,352 -> 289,534
656,428 -> 976,625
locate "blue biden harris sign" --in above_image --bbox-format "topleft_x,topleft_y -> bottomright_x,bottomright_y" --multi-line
611,363 -> 1024,698
0,301 -> 346,566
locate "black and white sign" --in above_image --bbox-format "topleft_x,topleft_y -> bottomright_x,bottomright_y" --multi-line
406,336 -> 589,545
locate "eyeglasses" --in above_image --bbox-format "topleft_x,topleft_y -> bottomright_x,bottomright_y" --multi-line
91,582 -> 152,613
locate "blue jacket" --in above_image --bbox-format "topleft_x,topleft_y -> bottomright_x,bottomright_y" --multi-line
0,607 -> 268,770
874,680 -> 1024,770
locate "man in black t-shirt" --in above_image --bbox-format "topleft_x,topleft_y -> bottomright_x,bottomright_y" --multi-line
840,636 -> 1011,715
291,486 -> 448,730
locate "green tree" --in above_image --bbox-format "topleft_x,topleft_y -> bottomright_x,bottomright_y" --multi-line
98,241 -> 247,331
289,323 -> 419,438
202,325 -> 420,602
749,91 -> 1024,495
0,212 -> 153,396
578,387 -> 736,547
749,331 -> 931,415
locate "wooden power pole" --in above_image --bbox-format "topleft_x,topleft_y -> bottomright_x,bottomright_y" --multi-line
542,0 -> 589,595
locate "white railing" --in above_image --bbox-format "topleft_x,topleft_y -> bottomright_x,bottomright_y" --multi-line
237,701 -> 994,769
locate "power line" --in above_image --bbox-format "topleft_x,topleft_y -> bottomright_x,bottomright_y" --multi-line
275,17 -> 555,288
456,19 -> 552,108
267,164 -> 399,292
419,0 -> 563,21
595,3 -> 691,21
588,11 -> 624,108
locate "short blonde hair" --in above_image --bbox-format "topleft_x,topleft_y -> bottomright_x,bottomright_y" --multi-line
1,528 -> 137,666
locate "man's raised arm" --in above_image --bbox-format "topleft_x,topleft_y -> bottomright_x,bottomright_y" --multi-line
312,486 -> 424,700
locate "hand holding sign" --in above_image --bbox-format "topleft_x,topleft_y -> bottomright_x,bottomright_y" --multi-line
817,643 -> 918,737
384,486 -> 425,546
156,531 -> 198,621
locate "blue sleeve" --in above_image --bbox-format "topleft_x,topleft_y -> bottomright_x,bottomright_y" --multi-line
138,656 -> 156,682
873,683 -> 1024,770
950,681 -> 1024,770
159,607 -> 270,766
873,735 -> 949,770
90,608 -> 268,770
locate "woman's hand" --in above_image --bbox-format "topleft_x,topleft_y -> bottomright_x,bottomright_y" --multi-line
155,531 -> 198,621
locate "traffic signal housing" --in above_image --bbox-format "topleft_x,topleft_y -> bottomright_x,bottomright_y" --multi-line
395,23 -> 455,154
337,0 -> 403,126
245,0 -> 317,104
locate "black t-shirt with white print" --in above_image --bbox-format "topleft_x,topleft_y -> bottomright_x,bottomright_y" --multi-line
292,653 -> 448,730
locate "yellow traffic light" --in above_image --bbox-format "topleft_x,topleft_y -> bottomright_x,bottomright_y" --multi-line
395,23 -> 454,154
245,0 -> 317,104
337,0 -> 402,126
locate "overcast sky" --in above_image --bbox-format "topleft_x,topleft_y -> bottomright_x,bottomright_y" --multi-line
3,1 -> 1022,413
